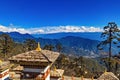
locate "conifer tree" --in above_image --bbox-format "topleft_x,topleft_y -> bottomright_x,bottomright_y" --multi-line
55,43 -> 62,52
0,33 -> 14,60
43,44 -> 54,51
24,39 -> 37,51
97,22 -> 120,72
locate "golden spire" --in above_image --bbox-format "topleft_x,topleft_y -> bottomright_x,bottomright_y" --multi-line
0,60 -> 2,65
104,69 -> 108,75
36,42 -> 41,51
54,65 -> 57,72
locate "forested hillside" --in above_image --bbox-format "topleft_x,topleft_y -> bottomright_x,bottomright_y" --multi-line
0,30 -> 120,78
0,32 -> 101,57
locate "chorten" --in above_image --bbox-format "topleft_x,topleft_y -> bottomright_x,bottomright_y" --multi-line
9,42 -> 59,80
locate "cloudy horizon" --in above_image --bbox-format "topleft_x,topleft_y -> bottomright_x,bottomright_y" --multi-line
0,24 -> 103,34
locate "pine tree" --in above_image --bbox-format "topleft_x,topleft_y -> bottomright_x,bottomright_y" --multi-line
0,33 -> 14,60
97,22 -> 120,72
55,43 -> 62,52
24,39 -> 37,51
43,44 -> 54,51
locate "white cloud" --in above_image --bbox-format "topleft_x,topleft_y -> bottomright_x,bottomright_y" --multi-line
0,24 -> 103,34
0,25 -> 31,34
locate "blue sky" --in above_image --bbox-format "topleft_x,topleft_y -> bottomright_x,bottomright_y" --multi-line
0,0 -> 120,34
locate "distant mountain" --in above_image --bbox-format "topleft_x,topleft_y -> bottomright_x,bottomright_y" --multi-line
0,31 -> 4,34
8,32 -> 34,42
0,32 -> 118,57
37,36 -> 100,57
0,32 -> 34,42
0,32 -> 99,57
32,32 -> 102,41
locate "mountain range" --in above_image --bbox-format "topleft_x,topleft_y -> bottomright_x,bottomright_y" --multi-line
32,32 -> 102,41
0,32 -> 34,42
36,36 -> 100,57
0,31 -> 118,57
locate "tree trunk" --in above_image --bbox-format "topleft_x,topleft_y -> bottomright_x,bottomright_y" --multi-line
108,29 -> 112,72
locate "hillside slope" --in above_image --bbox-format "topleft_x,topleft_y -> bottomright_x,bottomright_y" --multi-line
0,32 -> 101,57
37,36 -> 99,57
